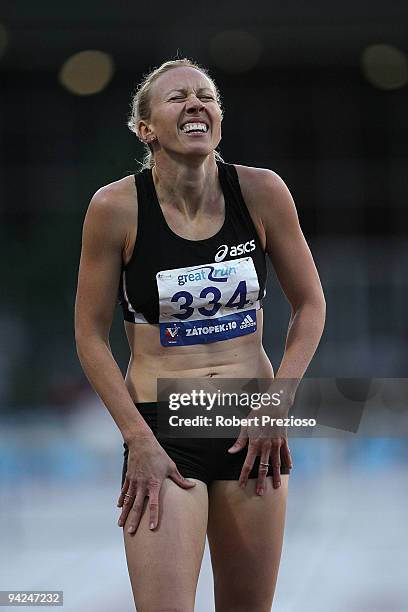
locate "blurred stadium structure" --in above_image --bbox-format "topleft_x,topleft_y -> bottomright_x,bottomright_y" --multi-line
1,2 -> 407,610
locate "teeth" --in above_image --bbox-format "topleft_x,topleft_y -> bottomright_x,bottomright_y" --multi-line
181,122 -> 208,133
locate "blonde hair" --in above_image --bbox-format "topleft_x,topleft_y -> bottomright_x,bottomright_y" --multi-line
128,58 -> 224,169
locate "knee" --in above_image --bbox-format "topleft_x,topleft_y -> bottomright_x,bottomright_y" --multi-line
216,605 -> 271,612
215,591 -> 273,612
137,606 -> 193,612
137,607 -> 194,612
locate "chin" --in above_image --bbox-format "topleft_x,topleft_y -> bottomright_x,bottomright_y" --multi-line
178,146 -> 213,158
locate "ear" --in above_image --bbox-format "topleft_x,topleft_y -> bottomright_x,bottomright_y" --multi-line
138,120 -> 156,143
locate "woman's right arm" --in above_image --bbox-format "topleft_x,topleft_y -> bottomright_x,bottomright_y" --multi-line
74,184 -> 152,442
74,183 -> 195,533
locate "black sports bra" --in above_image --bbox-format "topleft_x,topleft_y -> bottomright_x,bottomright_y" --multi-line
117,161 -> 267,347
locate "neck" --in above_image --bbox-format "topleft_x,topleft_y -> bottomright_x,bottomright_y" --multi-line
151,154 -> 220,218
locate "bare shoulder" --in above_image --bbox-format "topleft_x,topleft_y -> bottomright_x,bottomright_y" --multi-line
84,174 -> 137,255
88,174 -> 137,223
234,164 -> 283,189
235,164 -> 293,207
234,164 -> 299,228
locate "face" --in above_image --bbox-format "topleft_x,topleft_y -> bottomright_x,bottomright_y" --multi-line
138,66 -> 223,160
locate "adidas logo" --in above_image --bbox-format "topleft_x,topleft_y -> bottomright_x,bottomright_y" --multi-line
240,314 -> 256,329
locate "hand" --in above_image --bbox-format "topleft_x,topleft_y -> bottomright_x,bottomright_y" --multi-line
227,380 -> 295,494
228,421 -> 292,493
117,433 -> 196,534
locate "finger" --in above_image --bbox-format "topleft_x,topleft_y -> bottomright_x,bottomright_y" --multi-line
127,488 -> 148,535
148,484 -> 160,531
118,485 -> 136,527
169,467 -> 197,489
117,480 -> 129,508
228,428 -> 248,454
257,445 -> 271,496
271,442 -> 282,489
238,443 -> 257,488
281,440 -> 293,469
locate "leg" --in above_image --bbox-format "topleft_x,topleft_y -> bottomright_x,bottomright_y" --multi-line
207,475 -> 289,612
123,477 -> 208,612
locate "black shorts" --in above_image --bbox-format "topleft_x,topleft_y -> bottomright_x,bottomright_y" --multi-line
121,402 -> 291,487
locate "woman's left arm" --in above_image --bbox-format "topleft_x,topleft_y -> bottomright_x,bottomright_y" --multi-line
229,166 -> 326,491
264,170 -> 326,384
238,165 -> 326,384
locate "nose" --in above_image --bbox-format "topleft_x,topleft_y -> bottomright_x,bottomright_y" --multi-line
185,93 -> 205,113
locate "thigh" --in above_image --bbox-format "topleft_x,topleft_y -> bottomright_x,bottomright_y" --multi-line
123,477 -> 208,612
207,475 -> 289,612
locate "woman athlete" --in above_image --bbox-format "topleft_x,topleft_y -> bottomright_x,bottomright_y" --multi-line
75,59 -> 326,612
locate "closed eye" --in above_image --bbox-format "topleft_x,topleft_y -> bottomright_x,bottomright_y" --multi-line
168,94 -> 215,102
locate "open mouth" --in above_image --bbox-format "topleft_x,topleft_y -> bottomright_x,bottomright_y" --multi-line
180,121 -> 209,134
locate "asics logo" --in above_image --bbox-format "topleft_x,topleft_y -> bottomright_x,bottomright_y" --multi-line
215,240 -> 256,262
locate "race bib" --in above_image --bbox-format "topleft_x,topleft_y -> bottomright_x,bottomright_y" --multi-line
156,257 -> 260,346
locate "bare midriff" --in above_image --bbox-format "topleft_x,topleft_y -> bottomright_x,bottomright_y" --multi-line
123,308 -> 274,403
